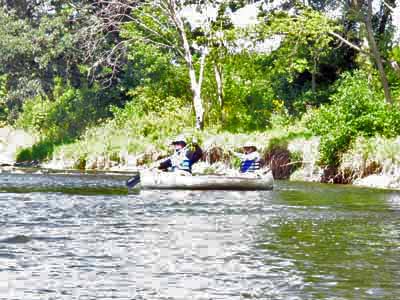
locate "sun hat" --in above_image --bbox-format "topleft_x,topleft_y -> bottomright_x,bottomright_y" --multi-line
171,135 -> 187,145
243,141 -> 257,149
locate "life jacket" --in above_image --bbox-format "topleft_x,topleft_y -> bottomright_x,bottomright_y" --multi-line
170,148 -> 192,173
239,152 -> 261,173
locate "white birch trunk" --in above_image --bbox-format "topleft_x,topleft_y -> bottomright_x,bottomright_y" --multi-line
169,0 -> 206,129
214,64 -> 223,109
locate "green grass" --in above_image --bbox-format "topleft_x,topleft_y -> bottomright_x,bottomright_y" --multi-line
47,119 -> 311,170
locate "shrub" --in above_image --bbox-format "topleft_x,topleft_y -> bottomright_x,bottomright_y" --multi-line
16,148 -> 32,162
16,78 -> 117,143
50,87 -> 195,166
306,70 -> 400,166
16,140 -> 55,162
30,141 -> 55,161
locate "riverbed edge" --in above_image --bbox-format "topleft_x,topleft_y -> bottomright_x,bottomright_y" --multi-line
3,127 -> 400,191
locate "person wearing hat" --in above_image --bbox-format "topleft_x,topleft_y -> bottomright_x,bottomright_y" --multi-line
158,135 -> 203,174
233,142 -> 261,173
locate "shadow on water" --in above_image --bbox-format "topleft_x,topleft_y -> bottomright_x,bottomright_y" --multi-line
257,181 -> 400,300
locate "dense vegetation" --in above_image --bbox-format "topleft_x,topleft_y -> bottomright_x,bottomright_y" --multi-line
1,0 -> 400,172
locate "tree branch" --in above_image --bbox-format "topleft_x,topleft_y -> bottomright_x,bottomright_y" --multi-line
328,31 -> 368,55
383,1 -> 394,11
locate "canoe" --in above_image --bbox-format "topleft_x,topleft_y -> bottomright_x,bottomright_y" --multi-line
140,171 -> 274,191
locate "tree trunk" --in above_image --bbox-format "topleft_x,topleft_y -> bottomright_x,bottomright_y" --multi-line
187,65 -> 205,130
378,0 -> 395,35
214,64 -> 224,109
189,50 -> 207,130
169,0 -> 206,130
365,0 -> 393,104
311,57 -> 317,95
311,72 -> 316,94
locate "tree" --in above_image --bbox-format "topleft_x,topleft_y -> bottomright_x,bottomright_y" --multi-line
259,0 -> 398,104
322,0 -> 396,104
258,8 -> 338,95
0,2 -> 84,119
87,0 -> 221,130
208,3 -> 236,117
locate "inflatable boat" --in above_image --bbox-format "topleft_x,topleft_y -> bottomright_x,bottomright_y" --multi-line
138,170 -> 274,191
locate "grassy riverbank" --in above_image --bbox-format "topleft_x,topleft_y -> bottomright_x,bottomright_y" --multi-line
9,122 -> 400,190
42,124 -> 310,174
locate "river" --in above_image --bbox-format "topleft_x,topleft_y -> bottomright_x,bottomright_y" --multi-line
0,172 -> 399,300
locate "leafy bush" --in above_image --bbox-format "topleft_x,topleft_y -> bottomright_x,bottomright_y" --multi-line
16,78 -> 118,143
111,87 -> 192,146
16,140 -> 55,162
50,87 -> 194,166
16,148 -> 32,162
203,53 -> 276,132
306,70 -> 400,166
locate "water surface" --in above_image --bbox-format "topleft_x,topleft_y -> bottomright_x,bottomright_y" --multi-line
0,172 -> 399,299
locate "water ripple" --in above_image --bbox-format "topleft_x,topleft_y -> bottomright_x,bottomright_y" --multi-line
0,174 -> 398,299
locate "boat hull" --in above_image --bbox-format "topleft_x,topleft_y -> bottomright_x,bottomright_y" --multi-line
140,171 -> 274,191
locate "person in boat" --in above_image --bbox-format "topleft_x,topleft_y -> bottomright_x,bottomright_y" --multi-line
158,135 -> 203,174
232,142 -> 262,173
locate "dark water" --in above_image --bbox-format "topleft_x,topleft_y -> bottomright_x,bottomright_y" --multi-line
0,172 -> 399,300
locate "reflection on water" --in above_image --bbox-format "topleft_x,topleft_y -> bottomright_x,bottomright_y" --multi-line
0,173 -> 399,299
260,182 -> 400,300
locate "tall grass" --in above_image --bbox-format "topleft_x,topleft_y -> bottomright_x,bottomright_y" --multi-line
341,136 -> 400,179
47,115 -> 310,170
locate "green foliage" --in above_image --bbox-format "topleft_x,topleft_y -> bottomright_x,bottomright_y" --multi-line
0,75 -> 8,124
16,148 -> 32,163
112,88 -> 192,146
53,87 -> 195,166
262,9 -> 339,81
257,8 -> 356,115
16,78 -> 117,144
306,70 -> 400,166
16,140 -> 55,162
122,41 -> 190,100
0,5 -> 86,119
207,53 -> 275,131
388,46 -> 400,102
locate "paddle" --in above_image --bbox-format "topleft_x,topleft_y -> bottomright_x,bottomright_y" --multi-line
126,174 -> 141,188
